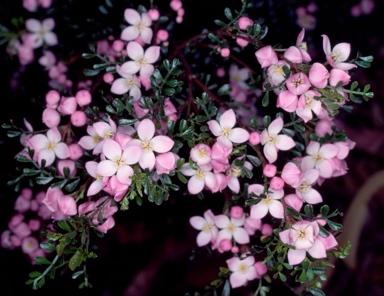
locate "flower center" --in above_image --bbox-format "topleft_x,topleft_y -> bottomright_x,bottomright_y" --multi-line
136,57 -> 147,66
226,223 -> 235,233
331,51 -> 341,63
38,28 -> 46,36
198,148 -> 207,158
47,141 -> 56,151
304,94 -> 313,107
125,77 -> 137,88
114,157 -> 125,168
313,152 -> 322,162
231,166 -> 241,178
298,229 -> 307,239
135,21 -> 145,32
275,65 -> 283,75
221,127 -> 231,137
238,264 -> 248,273
195,168 -> 206,179
202,223 -> 212,232
267,135 -> 277,144
103,130 -> 113,139
298,181 -> 310,193
294,77 -> 304,88
263,195 -> 272,205
142,140 -> 152,151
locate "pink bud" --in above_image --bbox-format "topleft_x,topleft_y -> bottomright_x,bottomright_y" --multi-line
21,236 -> 39,254
255,45 -> 278,68
148,8 -> 160,20
57,195 -> 77,216
216,67 -> 225,77
177,8 -> 185,16
14,195 -> 30,213
12,222 -> 31,239
170,0 -> 182,11
112,39 -> 125,52
78,201 -> 96,216
28,219 -> 41,231
277,90 -> 298,113
155,152 -> 177,174
70,110 -> 87,127
58,96 -> 77,115
103,73 -> 114,84
219,239 -> 232,252
270,176 -> 284,190
261,223 -> 273,236
254,261 -> 268,279
263,164 -> 277,177
309,62 -> 329,88
42,187 -> 63,212
249,132 -> 261,145
230,206 -> 244,219
236,36 -> 249,47
45,89 -> 61,107
75,89 -> 92,107
30,200 -> 39,211
21,188 -> 33,200
68,143 -> 83,160
284,194 -> 303,211
57,159 -> 77,177
156,29 -> 169,42
23,0 -> 38,12
220,48 -> 230,57
96,216 -> 115,233
176,16 -> 183,23
231,246 -> 239,254
11,235 -> 22,247
238,16 -> 254,30
42,108 -> 61,128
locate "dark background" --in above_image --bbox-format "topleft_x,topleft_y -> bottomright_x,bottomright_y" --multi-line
1,0 -> 383,295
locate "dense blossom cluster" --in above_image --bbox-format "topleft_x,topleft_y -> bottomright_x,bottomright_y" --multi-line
0,0 -> 374,294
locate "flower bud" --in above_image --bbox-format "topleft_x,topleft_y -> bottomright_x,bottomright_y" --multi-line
70,110 -> 87,127
249,132 -> 261,145
230,206 -> 244,219
42,107 -> 61,128
270,176 -> 284,190
75,89 -> 92,107
263,164 -> 277,178
45,89 -> 61,107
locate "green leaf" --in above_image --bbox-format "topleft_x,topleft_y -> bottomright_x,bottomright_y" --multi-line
263,115 -> 271,128
320,205 -> 329,217
221,279 -> 231,296
23,168 -> 40,176
69,249 -> 83,271
36,176 -> 54,185
217,84 -> 232,96
7,130 -> 21,137
58,220 -> 71,232
214,19 -> 227,27
246,155 -> 261,167
29,271 -> 42,278
163,88 -> 175,96
327,219 -> 342,231
299,269 -> 307,282
40,242 -> 56,251
119,118 -> 137,126
304,204 -> 314,218
64,178 -> 80,192
83,69 -> 100,76
81,53 -> 96,59
72,270 -> 84,280
308,288 -> 326,296
223,8 -> 233,20
262,91 -> 269,107
34,256 -> 51,265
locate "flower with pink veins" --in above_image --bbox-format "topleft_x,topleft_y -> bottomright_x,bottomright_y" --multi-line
260,117 -> 295,163
189,209 -> 218,247
301,141 -> 339,178
181,164 -> 217,195
248,184 -> 284,219
121,9 -> 153,44
214,214 -> 250,245
118,41 -> 160,78
207,109 -> 250,148
28,127 -> 70,167
25,18 -> 58,48
226,255 -> 257,288
129,119 -> 174,170
279,220 -> 328,265
96,139 -> 142,185
296,90 -> 322,123
294,169 -> 323,204
322,35 -> 357,70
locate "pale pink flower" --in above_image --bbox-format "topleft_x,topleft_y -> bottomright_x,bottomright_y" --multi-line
267,60 -> 290,86
85,161 -> 108,196
78,125 -> 103,154
182,164 -> 217,194
294,169 -> 322,204
190,143 -> 212,166
118,41 -> 160,78
207,109 -> 250,148
248,184 -> 284,219
283,28 -> 311,63
103,175 -> 129,202
322,35 -> 357,70
21,236 -> 39,254
25,18 -> 58,48
286,72 -> 311,96
38,50 -> 56,69
155,152 -> 178,175
96,216 -> 115,233
276,90 -> 298,113
296,90 -> 322,122
226,255 -> 257,288
281,162 -> 302,187
308,62 -> 329,88
110,70 -> 141,101
189,209 -> 218,247
279,220 -> 328,265
28,127 -> 70,167
226,159 -> 252,194
260,117 -> 295,163
215,214 -> 250,245
121,9 -> 153,44
96,139 -> 142,184
301,141 -> 339,178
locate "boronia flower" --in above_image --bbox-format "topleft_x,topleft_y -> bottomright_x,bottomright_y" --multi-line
121,9 -> 153,44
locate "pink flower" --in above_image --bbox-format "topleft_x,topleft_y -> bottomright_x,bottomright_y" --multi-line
248,184 -> 284,219
279,220 -> 329,265
118,41 -> 160,78
190,143 -> 212,166
255,46 -> 278,68
294,169 -> 322,204
226,255 -> 257,288
267,60 -> 290,86
121,9 -> 153,44
189,209 -> 218,247
181,164 -> 217,194
276,90 -> 298,112
96,139 -> 142,184
21,236 -> 39,254
283,28 -> 312,63
207,109 -> 250,148
260,117 -> 295,163
215,214 -> 250,245
28,127 -> 70,167
155,152 -> 178,174
85,161 -> 108,196
296,90 -> 322,122
301,141 -> 339,178
308,62 -> 329,88
286,72 -> 311,96
322,35 -> 357,70
110,70 -> 141,101
25,18 -> 58,48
